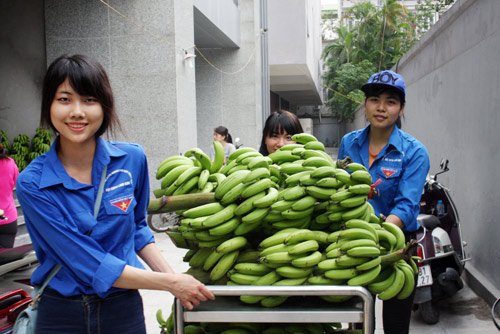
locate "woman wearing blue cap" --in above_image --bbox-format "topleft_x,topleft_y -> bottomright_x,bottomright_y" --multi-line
338,70 -> 430,333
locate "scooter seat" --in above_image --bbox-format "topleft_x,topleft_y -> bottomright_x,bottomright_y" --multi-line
417,214 -> 440,230
0,244 -> 34,265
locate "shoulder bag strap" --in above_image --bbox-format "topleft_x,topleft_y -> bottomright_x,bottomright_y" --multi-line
33,165 -> 108,304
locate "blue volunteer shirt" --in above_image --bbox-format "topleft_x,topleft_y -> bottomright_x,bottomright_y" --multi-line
338,126 -> 429,233
16,137 -> 154,297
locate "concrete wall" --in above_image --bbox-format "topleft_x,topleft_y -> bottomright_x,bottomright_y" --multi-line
0,1 -> 46,140
44,0 -> 197,188
195,0 -> 263,154
348,0 -> 500,300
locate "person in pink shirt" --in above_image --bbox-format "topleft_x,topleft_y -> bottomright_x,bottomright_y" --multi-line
0,143 -> 19,248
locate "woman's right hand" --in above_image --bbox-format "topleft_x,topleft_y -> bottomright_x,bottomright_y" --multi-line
168,273 -> 215,310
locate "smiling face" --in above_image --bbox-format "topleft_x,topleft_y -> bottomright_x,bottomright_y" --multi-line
265,129 -> 295,154
364,92 -> 404,130
50,78 -> 104,148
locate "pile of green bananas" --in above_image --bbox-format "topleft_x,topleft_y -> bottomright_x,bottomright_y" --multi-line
0,128 -> 52,171
154,133 -> 420,332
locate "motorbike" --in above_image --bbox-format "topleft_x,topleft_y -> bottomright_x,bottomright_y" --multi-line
413,158 -> 469,324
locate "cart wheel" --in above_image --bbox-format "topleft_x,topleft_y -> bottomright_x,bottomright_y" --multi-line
147,212 -> 179,233
420,300 -> 440,324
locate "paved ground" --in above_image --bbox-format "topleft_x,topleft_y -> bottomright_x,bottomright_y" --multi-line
141,231 -> 498,334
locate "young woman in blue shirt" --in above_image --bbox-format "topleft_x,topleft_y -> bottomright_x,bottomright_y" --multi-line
16,54 -> 214,333
338,70 -> 430,334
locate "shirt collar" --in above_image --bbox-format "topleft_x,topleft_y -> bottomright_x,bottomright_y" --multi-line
39,137 -> 126,189
353,125 -> 403,153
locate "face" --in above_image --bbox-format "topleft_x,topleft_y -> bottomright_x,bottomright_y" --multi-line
50,79 -> 104,147
364,92 -> 403,130
265,131 -> 294,154
213,132 -> 225,143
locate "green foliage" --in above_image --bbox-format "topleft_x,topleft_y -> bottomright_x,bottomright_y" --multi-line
414,0 -> 456,39
322,0 -> 418,122
1,128 -> 53,171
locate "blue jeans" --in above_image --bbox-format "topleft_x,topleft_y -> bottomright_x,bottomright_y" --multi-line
36,288 -> 146,334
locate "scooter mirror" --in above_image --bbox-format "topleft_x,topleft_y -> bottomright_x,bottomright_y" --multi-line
440,159 -> 449,171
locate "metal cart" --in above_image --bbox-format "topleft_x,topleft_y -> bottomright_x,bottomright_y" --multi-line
174,285 -> 374,333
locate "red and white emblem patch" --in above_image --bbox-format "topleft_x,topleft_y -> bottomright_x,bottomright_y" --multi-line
110,195 -> 133,212
381,168 -> 397,178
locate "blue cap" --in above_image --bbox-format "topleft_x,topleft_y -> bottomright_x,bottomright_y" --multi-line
361,70 -> 406,96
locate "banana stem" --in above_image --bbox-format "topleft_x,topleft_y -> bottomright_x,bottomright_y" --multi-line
148,193 -> 216,213
380,240 -> 418,266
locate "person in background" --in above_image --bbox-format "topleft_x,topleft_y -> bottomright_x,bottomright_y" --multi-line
0,143 -> 19,248
16,54 -> 214,333
337,70 -> 430,334
259,109 -> 304,155
212,125 -> 236,162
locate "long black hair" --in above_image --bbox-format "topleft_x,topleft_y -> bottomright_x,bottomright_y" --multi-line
214,126 -> 233,144
259,110 -> 303,155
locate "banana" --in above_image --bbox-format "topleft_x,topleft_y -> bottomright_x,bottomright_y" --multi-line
289,195 -> 316,212
348,183 -> 372,195
241,207 -> 270,225
243,167 -> 271,184
344,219 -> 378,242
241,178 -> 275,199
228,147 -> 258,162
210,140 -> 225,173
203,249 -> 225,271
271,218 -> 310,230
284,170 -> 313,187
197,237 -> 229,248
201,203 -> 237,228
188,247 -> 213,268
376,229 -> 398,252
310,166 -> 338,178
210,250 -> 240,281
347,264 -> 381,286
298,174 -> 317,186
227,164 -> 249,175
339,194 -> 367,208
260,251 -> 295,265
308,275 -> 345,285
335,255 -> 371,268
378,266 -> 405,300
173,166 -> 203,187
325,247 -> 343,259
209,217 -> 240,236
183,248 -> 197,262
302,156 -> 332,168
341,201 -> 369,221
236,250 -> 261,263
184,148 -> 212,171
283,229 -> 317,245
160,164 -> 191,189
155,308 -> 167,327
304,140 -> 325,151
350,170 -> 372,185
259,243 -> 291,257
250,270 -> 281,286
183,202 -> 225,218
156,156 -> 194,180
339,238 -> 378,251
194,230 -> 225,242
247,156 -> 270,170
273,276 -> 308,286
324,268 -> 358,280
334,169 -> 353,186
281,207 -> 314,220
215,170 -> 251,200
228,272 -> 261,285
234,263 -> 272,276
410,256 -> 421,274
288,239 -> 319,255
347,246 -> 381,258
291,251 -> 323,268
315,177 -> 343,189
268,150 -> 301,164
280,163 -> 310,175
396,261 -> 416,300
259,232 -> 292,249
240,295 -> 266,304
200,181 -> 215,193
234,191 -> 266,216
234,151 -> 262,164
318,258 -> 341,271
305,186 -> 337,200
197,169 -> 210,190
220,182 -> 247,205
279,143 -> 304,151
173,176 -> 200,195
252,187 -> 280,208
346,162 -> 368,172
339,228 -> 378,243
368,267 -> 396,294
271,199 -> 295,212
281,185 -> 307,201
291,133 -> 318,144
219,159 -> 238,175
208,172 -> 226,184
216,236 -> 248,254
260,296 -> 288,308
382,222 -> 406,250
276,266 -> 313,279
330,189 -> 355,202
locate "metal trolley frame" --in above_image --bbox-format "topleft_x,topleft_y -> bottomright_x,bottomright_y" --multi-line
174,285 -> 374,333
